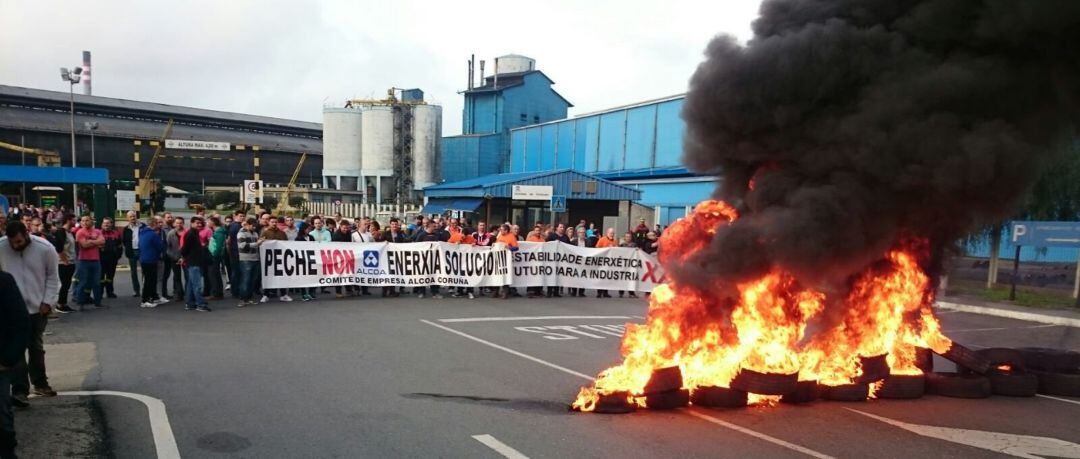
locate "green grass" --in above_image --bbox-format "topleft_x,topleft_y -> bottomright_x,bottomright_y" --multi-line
946,279 -> 1078,309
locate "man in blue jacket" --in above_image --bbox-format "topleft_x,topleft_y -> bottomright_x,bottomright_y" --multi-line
138,217 -> 167,308
0,269 -> 30,458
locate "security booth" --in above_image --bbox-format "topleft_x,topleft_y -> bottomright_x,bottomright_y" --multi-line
422,169 -> 640,229
0,165 -> 110,221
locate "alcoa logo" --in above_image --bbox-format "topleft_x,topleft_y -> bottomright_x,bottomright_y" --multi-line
363,250 -> 379,268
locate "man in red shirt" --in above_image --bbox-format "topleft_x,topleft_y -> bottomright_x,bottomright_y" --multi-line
74,215 -> 106,308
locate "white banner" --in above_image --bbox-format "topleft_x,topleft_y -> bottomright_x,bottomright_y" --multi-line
509,241 -> 665,292
166,139 -> 230,151
259,240 -> 666,292
260,241 -> 512,289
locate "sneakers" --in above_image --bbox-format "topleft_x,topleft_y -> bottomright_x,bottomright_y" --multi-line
450,292 -> 462,298
55,305 -> 76,314
94,303 -> 107,309
10,394 -> 29,408
196,306 -> 212,312
33,386 -> 57,397
431,293 -> 444,299
301,294 -> 313,302
259,295 -> 269,303
336,293 -> 345,299
468,292 -> 475,299
106,292 -> 118,299
279,295 -> 293,302
154,297 -> 170,305
140,302 -> 157,308
417,293 -> 425,299
185,304 -> 196,311
237,301 -> 247,308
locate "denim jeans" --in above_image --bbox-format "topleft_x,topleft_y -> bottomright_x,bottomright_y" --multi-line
238,261 -> 258,301
128,250 -> 140,294
75,260 -> 103,306
184,265 -> 207,308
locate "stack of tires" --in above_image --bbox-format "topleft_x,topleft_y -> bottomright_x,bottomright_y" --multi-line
927,344 -> 1054,398
1019,347 -> 1080,397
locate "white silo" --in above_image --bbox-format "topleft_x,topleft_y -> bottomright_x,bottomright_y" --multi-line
411,104 -> 441,190
321,107 -> 362,190
494,54 -> 535,74
361,105 -> 395,176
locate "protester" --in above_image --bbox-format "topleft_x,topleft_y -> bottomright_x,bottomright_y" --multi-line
640,230 -> 659,255
384,218 -> 408,297
180,217 -> 211,312
331,219 -> 355,298
235,217 -> 260,307
74,215 -> 106,308
283,216 -> 298,241
51,216 -> 77,313
261,217 -> 292,302
593,228 -> 617,298
207,217 -> 227,299
414,220 -> 444,298
163,217 -> 185,300
122,210 -> 145,297
226,211 -> 245,299
544,223 -> 571,298
618,232 -> 639,298
494,224 -> 519,299
294,222 -> 317,302
100,218 -> 123,299
568,227 -> 596,297
0,221 -> 60,407
350,218 -> 373,296
0,268 -> 29,458
138,217 -> 167,308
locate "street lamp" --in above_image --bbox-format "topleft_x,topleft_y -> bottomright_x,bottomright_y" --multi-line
61,66 -> 83,214
83,121 -> 98,168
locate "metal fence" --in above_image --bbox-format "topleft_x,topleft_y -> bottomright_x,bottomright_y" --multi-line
304,202 -> 422,222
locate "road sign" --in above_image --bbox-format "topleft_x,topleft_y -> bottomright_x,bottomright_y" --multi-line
243,180 -> 263,204
512,185 -> 553,200
550,195 -> 567,213
1011,221 -> 1080,247
165,139 -> 230,151
115,190 -> 136,210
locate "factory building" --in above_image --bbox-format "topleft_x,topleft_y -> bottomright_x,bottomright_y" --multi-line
0,84 -> 322,207
321,88 -> 440,205
508,94 -> 713,225
441,55 -> 572,183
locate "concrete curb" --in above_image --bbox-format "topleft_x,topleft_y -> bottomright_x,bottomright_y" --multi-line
937,300 -> 1080,329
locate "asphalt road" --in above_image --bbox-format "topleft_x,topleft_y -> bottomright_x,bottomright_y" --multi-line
42,276 -> 1080,458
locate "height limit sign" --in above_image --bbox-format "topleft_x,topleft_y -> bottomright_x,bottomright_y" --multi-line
243,180 -> 263,204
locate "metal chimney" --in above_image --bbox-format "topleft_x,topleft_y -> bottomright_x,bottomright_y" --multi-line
493,57 -> 499,89
468,54 -> 474,90
479,60 -> 485,84
82,50 -> 91,95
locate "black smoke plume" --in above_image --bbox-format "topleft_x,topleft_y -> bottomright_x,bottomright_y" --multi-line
676,0 -> 1080,291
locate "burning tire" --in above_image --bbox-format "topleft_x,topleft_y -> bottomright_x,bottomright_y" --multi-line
691,386 -> 748,408
1030,370 -> 1080,397
975,348 -> 1028,371
915,347 -> 934,373
730,369 -> 799,395
986,371 -> 1038,397
876,374 -> 926,399
781,380 -> 820,404
594,391 -> 636,414
937,342 -> 991,374
1017,348 -> 1080,373
925,372 -> 991,398
856,354 -> 890,384
644,389 -> 690,410
644,366 -> 684,394
822,383 -> 869,402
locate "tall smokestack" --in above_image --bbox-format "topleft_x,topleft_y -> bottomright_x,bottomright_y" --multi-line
468,54 -> 474,90
674,0 -> 1080,292
479,60 -> 485,85
82,50 -> 91,95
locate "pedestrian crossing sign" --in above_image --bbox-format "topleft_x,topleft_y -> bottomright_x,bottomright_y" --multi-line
550,195 -> 567,213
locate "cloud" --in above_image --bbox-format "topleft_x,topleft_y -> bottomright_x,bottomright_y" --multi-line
0,0 -> 759,134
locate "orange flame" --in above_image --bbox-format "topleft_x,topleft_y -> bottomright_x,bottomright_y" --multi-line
572,200 -> 953,411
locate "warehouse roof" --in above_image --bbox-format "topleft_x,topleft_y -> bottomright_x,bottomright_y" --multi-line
0,85 -> 321,137
463,71 -> 573,107
424,169 -> 640,201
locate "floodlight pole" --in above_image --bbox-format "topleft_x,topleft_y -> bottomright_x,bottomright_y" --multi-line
69,81 -> 78,215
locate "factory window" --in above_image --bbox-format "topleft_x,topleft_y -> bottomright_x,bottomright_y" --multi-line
533,115 -> 540,123
520,113 -> 527,122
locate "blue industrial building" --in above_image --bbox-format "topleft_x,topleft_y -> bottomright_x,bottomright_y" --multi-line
509,94 -> 715,225
442,55 -> 572,183
435,54 -> 716,228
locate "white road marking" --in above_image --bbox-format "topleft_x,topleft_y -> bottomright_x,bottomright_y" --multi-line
472,434 -> 530,459
438,315 -> 635,323
847,408 -> 1080,459
422,320 -> 832,458
943,324 -> 1059,333
60,390 -> 180,459
1038,394 -> 1080,406
421,320 -> 594,379
937,301 -> 1080,328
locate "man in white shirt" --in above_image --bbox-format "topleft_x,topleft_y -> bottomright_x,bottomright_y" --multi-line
0,222 -> 60,406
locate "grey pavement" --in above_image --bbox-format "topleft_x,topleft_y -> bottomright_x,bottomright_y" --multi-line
25,274 -> 1080,458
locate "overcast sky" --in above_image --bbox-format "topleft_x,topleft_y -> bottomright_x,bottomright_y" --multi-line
0,0 -> 760,134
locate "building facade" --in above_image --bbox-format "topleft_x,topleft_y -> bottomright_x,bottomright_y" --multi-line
509,94 -> 715,225
442,55 -> 572,183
